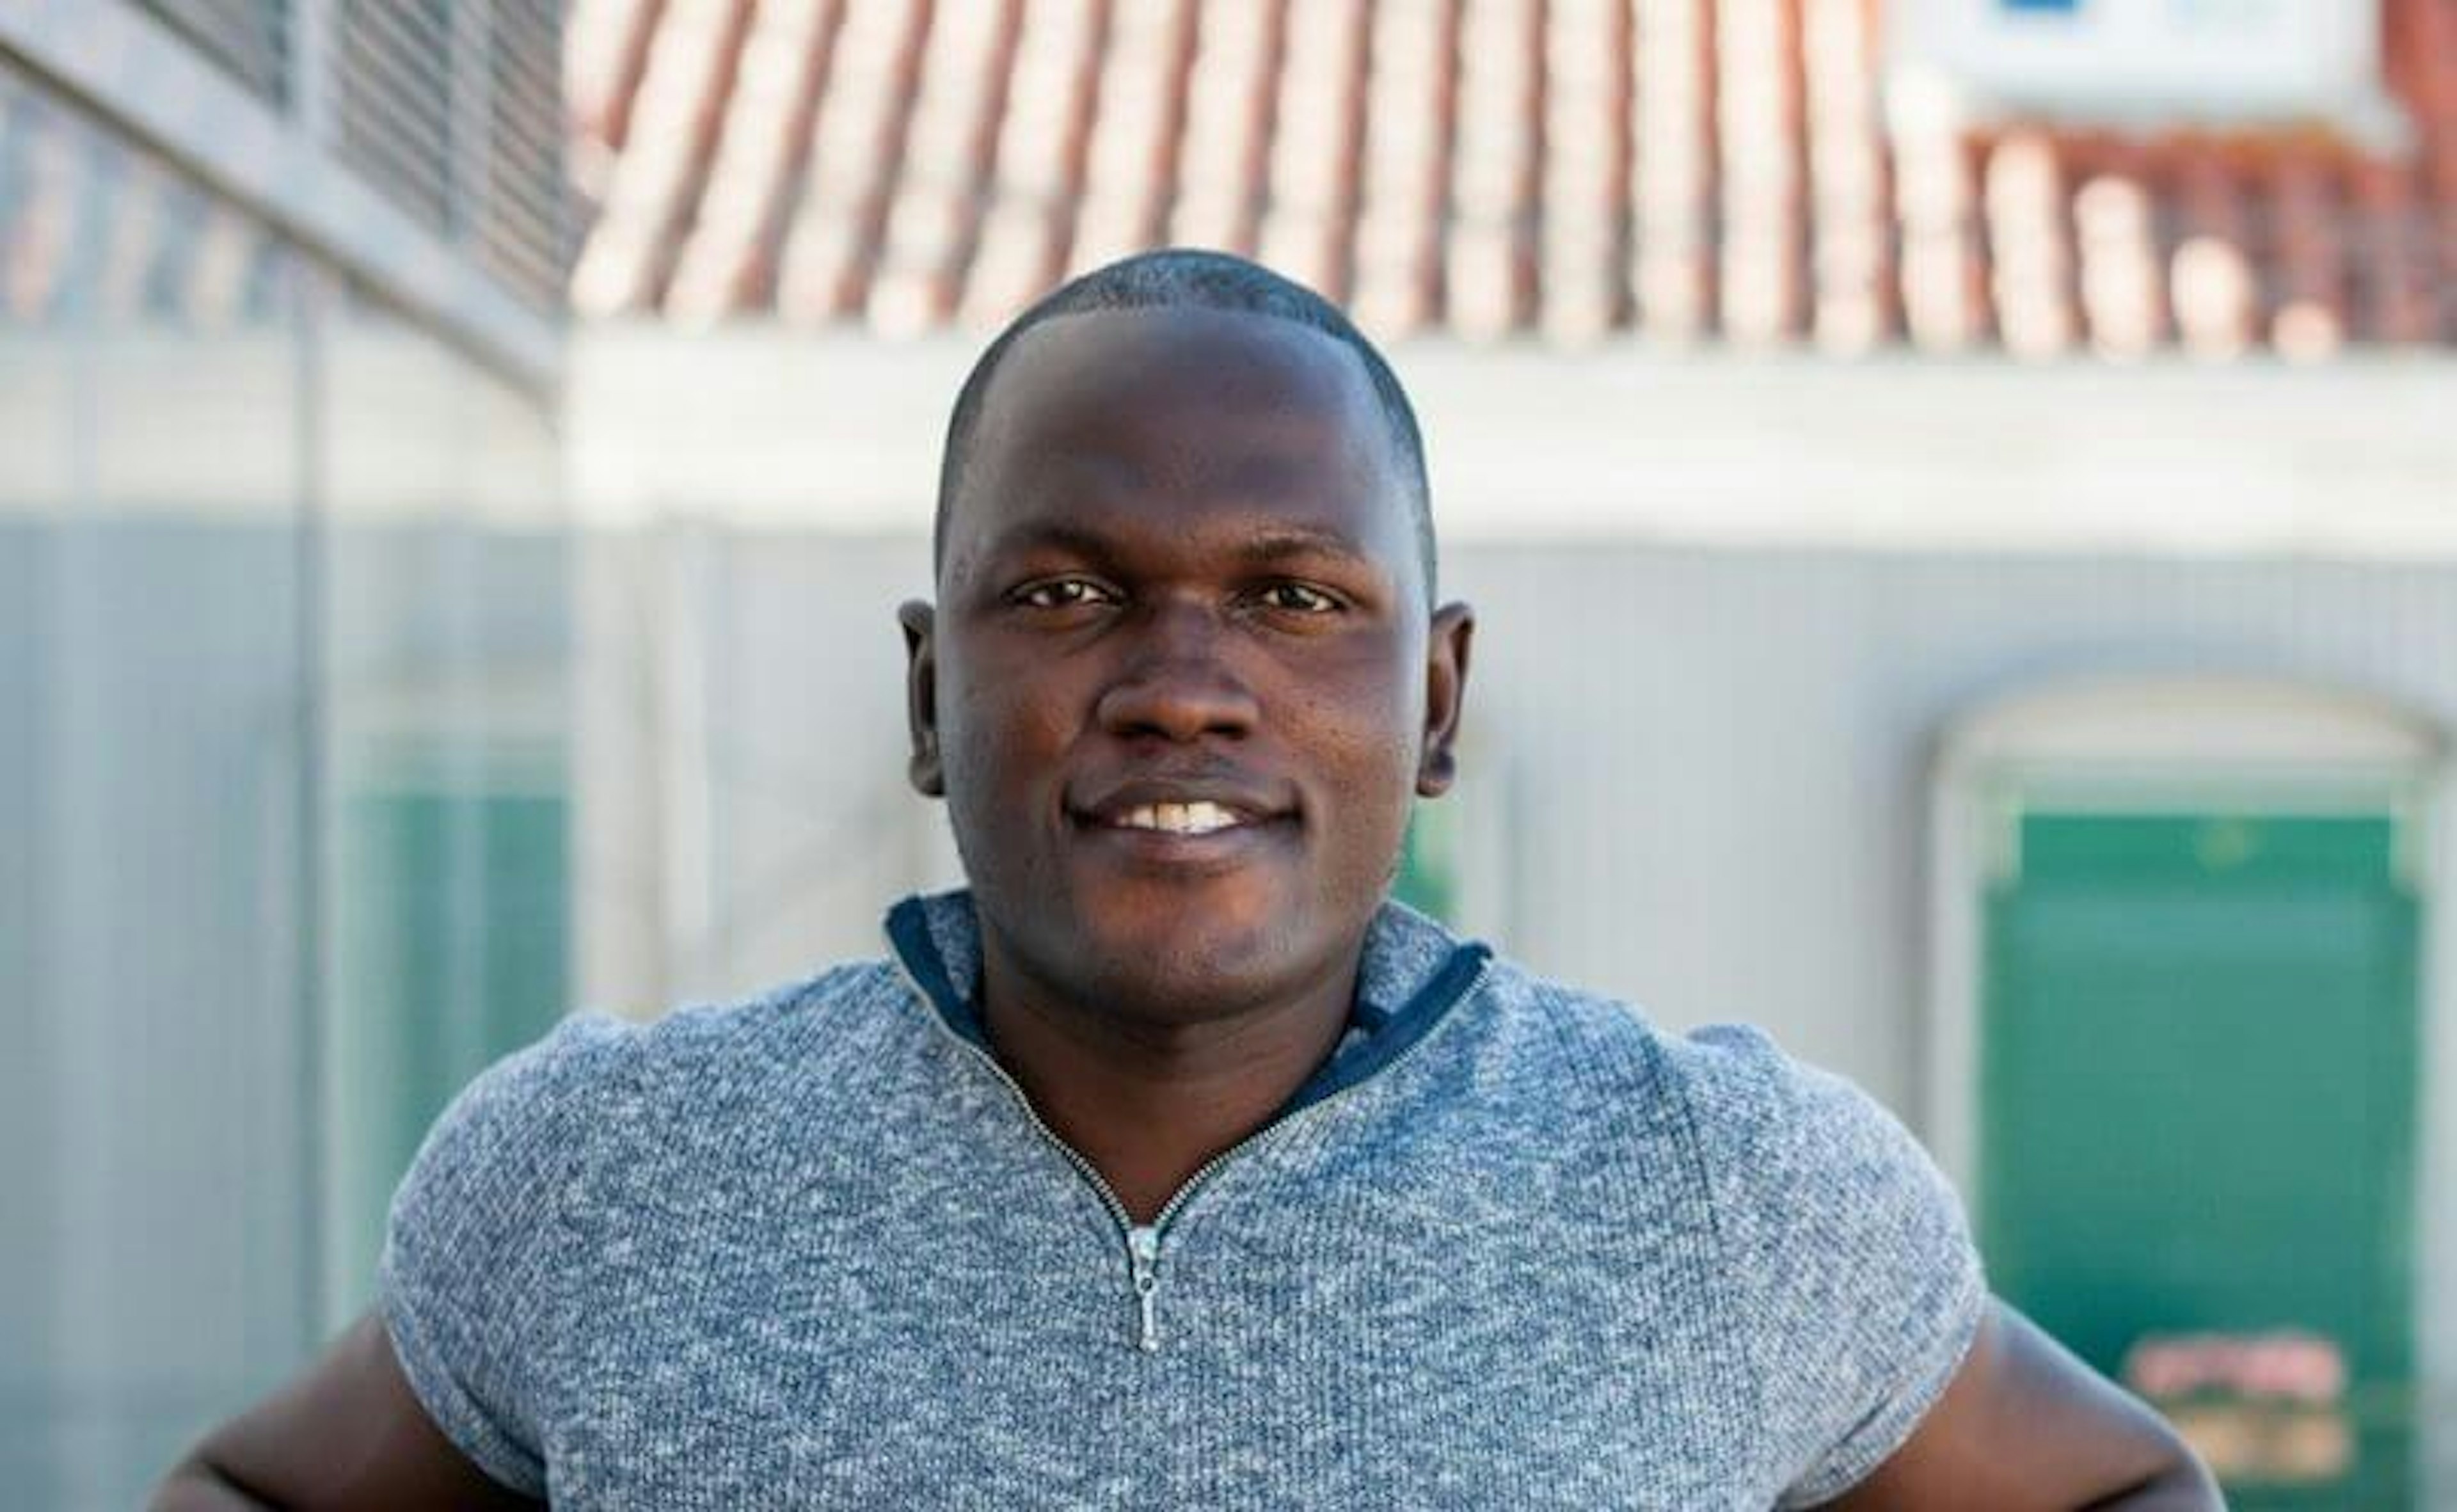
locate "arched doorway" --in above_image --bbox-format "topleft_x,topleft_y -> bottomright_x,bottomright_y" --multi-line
1928,676 -> 2451,1509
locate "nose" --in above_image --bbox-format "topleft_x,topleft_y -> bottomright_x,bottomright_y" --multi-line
1093,601 -> 1259,743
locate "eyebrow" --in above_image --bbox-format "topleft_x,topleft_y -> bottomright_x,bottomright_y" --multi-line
982,520 -> 1374,566
1237,525 -> 1374,566
978,521 -> 1118,563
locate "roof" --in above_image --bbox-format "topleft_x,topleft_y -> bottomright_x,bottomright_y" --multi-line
564,0 -> 2457,358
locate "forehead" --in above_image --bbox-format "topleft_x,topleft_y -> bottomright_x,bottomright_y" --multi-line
950,306 -> 1412,569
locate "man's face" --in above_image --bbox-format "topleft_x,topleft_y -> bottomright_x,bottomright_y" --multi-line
903,306 -> 1472,1023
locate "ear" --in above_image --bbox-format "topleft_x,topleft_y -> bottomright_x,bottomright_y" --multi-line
1416,600 -> 1475,798
897,599 -> 944,797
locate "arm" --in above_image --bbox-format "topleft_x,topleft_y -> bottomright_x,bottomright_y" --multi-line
1821,1300 -> 2222,1511
151,1310 -> 541,1512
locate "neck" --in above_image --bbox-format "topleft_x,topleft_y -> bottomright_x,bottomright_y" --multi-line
975,932 -> 1362,1225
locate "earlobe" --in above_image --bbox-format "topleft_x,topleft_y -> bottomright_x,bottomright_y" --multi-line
898,600 -> 944,797
1416,601 -> 1475,799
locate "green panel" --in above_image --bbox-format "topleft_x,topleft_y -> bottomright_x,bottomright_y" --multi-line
479,792 -> 570,1067
1981,811 -> 2419,1509
326,784 -> 568,1316
1394,803 -> 1458,923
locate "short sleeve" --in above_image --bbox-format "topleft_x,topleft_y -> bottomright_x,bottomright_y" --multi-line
378,1011 -> 631,1497
1679,1024 -> 1987,1509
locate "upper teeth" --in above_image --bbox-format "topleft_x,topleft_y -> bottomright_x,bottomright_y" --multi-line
1118,800 -> 1241,835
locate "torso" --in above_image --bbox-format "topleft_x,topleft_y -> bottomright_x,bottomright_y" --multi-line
538,980 -> 1771,1510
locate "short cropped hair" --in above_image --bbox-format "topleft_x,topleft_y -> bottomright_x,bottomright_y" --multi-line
934,248 -> 1436,600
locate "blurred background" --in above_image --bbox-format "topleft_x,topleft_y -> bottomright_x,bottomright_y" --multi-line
2,0 -> 2453,1505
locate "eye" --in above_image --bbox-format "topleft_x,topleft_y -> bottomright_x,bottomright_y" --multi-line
1250,581 -> 1344,616
1008,577 -> 1117,611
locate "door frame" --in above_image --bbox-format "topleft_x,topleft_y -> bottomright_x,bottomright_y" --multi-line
1925,672 -> 2455,1502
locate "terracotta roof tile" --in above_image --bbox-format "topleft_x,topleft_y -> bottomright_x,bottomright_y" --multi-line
1351,0 -> 1458,338
569,0 -> 756,316
1062,0 -> 1195,279
569,0 -> 2457,354
1538,0 -> 1632,344
1984,132 -> 2075,359
566,0 -> 669,152
1632,0 -> 1715,340
1443,0 -> 1541,337
957,0 -> 1106,326
774,0 -> 933,321
1714,0 -> 1806,344
2072,152 -> 2167,359
662,0 -> 842,321
1253,0 -> 1369,296
866,0 -> 1024,333
1166,0 -> 1281,253
1801,0 -> 1889,353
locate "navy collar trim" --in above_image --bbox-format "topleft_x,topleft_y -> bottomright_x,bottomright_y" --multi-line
883,891 -> 1491,1119
884,896 -> 990,1050
1269,938 -> 1490,1117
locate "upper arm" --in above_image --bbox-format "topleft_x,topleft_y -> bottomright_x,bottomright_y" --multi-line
165,1012 -> 627,1508
1818,1300 -> 2218,1511
376,1012 -> 632,1493
159,1310 -> 541,1511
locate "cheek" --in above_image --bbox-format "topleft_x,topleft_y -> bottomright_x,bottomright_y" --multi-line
940,657 -> 1076,792
937,663 -> 1082,891
1317,635 -> 1427,761
1299,660 -> 1425,847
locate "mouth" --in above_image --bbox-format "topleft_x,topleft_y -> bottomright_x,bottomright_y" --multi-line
1101,799 -> 1259,836
1066,783 -> 1298,868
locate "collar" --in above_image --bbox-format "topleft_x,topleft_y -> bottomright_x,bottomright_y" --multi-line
882,889 -> 1491,1119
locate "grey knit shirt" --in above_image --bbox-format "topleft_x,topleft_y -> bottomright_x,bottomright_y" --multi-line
381,891 -> 1987,1509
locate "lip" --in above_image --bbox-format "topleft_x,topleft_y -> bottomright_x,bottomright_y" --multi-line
1063,774 -> 1299,871
1072,816 -> 1293,876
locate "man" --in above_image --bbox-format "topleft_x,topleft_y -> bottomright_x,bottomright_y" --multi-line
157,250 -> 2219,1509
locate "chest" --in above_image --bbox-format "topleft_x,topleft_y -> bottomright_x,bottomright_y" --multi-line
536,1165 -> 1772,1510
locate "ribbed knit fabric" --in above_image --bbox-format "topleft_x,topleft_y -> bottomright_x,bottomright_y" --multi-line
381,890 -> 1986,1509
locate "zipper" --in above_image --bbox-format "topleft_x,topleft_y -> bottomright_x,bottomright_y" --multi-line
890,945 -> 1493,1354
1127,1225 -> 1162,1352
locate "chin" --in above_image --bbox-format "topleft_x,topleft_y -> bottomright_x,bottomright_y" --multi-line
961,832 -> 1371,1021
1076,905 -> 1304,1019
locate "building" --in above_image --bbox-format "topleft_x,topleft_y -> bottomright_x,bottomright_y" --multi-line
562,1 -> 2457,1506
0,2 -> 569,1505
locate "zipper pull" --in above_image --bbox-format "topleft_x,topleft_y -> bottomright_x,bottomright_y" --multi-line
1127,1225 -> 1161,1353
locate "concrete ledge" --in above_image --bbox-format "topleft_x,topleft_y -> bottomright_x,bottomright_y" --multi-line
571,326 -> 2457,561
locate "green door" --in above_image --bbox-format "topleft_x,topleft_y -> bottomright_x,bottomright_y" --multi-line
1980,809 -> 2420,1509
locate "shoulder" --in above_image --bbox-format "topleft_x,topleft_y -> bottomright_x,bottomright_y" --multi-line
1619,1015 -> 1968,1279
1479,971 -> 1985,1502
392,1008 -> 634,1214
1648,1024 -> 1986,1503
1466,958 -> 1925,1149
1467,955 -> 1673,1083
608,959 -> 910,1102
507,957 -> 895,1094
395,960 -> 906,1225
1462,956 -> 1753,1132
1467,961 -> 1975,1304
1658,1020 -> 1920,1182
383,960 -> 906,1299
1440,959 -> 1732,1195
